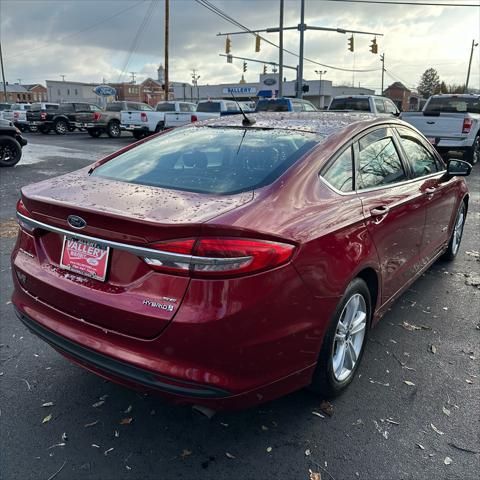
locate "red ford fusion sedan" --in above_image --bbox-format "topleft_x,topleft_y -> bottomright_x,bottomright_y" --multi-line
11,112 -> 472,409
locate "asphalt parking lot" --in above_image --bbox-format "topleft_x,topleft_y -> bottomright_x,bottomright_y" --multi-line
0,131 -> 479,480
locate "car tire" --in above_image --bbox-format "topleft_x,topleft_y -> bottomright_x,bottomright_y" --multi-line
442,201 -> 467,261
87,129 -> 102,138
107,121 -> 121,138
465,134 -> 479,165
0,136 -> 22,167
309,277 -> 371,397
155,121 -> 165,133
54,119 -> 68,135
132,130 -> 146,140
28,124 -> 38,133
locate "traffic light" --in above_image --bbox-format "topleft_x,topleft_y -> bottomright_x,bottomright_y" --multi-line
348,35 -> 354,52
370,38 -> 378,54
255,35 -> 261,53
225,35 -> 231,54
243,61 -> 247,72
263,64 -> 267,74
302,84 -> 309,93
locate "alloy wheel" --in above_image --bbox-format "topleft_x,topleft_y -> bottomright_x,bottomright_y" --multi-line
56,121 -> 67,134
451,206 -> 465,255
332,293 -> 367,381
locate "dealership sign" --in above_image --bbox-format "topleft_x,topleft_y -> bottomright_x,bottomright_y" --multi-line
222,87 -> 257,94
93,85 -> 117,96
263,78 -> 277,86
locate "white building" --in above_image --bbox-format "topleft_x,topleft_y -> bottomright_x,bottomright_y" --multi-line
171,73 -> 374,108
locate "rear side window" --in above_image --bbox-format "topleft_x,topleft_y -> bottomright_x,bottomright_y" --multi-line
374,99 -> 386,113
46,104 -> 59,110
322,147 -> 353,192
329,98 -> 370,111
291,102 -> 303,112
106,103 -> 123,112
356,129 -> 407,189
197,102 -> 221,113
93,127 -> 324,195
303,102 -> 316,112
397,129 -> 439,177
384,100 -> 398,115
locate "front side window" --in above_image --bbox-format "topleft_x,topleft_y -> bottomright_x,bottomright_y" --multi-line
397,129 -> 439,178
384,100 -> 398,115
356,129 -> 407,190
322,147 -> 353,192
93,127 -> 324,195
303,102 -> 316,112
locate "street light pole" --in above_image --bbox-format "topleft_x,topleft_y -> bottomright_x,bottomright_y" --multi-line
0,41 -> 7,102
465,39 -> 478,93
380,53 -> 385,94
164,0 -> 170,100
278,0 -> 284,98
315,70 -> 326,108
297,0 -> 305,98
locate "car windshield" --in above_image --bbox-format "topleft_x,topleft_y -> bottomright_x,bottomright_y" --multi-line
92,127 -> 323,195
156,103 -> 176,112
329,98 -> 370,111
256,100 -> 289,112
424,96 -> 480,114
196,102 -> 222,112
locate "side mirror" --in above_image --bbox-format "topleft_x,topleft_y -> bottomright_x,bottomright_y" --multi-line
447,159 -> 471,177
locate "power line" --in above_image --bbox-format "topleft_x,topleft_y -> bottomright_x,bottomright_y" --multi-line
318,0 -> 479,7
194,0 -> 381,73
5,0 -> 147,59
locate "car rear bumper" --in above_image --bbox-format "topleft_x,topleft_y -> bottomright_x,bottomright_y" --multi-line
121,125 -> 149,132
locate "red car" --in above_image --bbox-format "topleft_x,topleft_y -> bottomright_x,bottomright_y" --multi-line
11,113 -> 472,409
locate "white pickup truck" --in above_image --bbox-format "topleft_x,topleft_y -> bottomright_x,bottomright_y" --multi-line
2,104 -> 31,131
163,99 -> 241,129
328,95 -> 400,116
121,101 -> 197,139
401,94 -> 480,165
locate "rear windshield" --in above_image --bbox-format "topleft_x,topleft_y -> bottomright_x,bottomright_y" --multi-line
424,96 -> 480,114
196,102 -> 221,113
329,98 -> 370,111
0,103 -> 11,111
30,103 -> 58,111
92,127 -> 323,195
256,100 -> 289,112
156,103 -> 176,112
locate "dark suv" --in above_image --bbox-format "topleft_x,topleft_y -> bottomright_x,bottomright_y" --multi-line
27,102 -> 101,135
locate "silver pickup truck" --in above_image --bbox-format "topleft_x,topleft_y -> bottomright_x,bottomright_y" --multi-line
401,94 -> 480,165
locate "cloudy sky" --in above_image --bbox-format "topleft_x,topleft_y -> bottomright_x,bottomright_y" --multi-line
1,0 -> 479,93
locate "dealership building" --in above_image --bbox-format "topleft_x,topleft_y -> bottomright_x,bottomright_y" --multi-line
171,73 -> 374,108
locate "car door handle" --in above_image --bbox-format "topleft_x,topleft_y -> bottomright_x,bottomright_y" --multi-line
425,187 -> 436,194
370,206 -> 390,216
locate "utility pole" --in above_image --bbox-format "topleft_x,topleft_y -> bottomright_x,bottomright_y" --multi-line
130,72 -> 136,83
60,74 -> 66,82
0,41 -> 6,102
465,39 -> 478,93
297,0 -> 305,98
278,0 -> 284,98
164,0 -> 170,101
380,53 -> 385,94
315,69 -> 326,108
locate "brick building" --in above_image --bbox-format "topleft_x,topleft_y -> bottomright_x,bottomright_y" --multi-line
383,82 -> 422,112
0,83 -> 47,103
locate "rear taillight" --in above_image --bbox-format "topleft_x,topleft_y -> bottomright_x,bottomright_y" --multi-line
40,112 -> 47,120
143,238 -> 295,277
191,114 -> 198,122
16,199 -> 35,233
462,118 -> 473,134
141,112 -> 148,122
14,111 -> 19,120
93,112 -> 101,122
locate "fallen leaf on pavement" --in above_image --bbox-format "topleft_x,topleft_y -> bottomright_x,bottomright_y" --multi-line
447,442 -> 480,454
114,430 -> 120,438
61,432 -> 68,442
312,411 -> 325,418
305,449 -> 311,456
429,344 -> 437,354
465,379 -> 473,384
404,380 -> 415,386
124,405 -> 132,414
261,425 -> 269,431
42,402 -> 54,408
266,447 -> 272,453
309,469 -> 322,480
84,420 -> 99,428
104,447 -> 114,456
225,452 -> 236,459
416,443 -> 425,450
92,400 -> 105,408
47,443 -> 66,450
181,449 -> 192,458
442,406 -> 451,416
42,414 -> 52,424
92,444 -> 100,448
444,457 -> 452,465
319,400 -> 334,417
431,424 -> 444,435
120,417 -> 133,425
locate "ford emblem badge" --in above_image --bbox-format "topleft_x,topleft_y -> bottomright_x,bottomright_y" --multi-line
67,215 -> 87,229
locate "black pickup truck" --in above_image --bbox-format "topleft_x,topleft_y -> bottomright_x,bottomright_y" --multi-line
27,102 -> 101,135
0,118 -> 28,167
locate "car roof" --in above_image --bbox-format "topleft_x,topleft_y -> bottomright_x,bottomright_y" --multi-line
196,111 -> 399,136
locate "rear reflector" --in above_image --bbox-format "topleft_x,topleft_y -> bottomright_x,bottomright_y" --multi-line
191,115 -> 198,122
144,238 -> 295,277
93,112 -> 101,122
462,117 -> 473,134
16,199 -> 35,233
